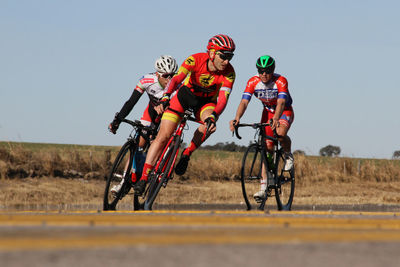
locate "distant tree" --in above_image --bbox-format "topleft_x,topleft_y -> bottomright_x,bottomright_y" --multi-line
200,141 -> 247,152
222,142 -> 233,152
393,150 -> 400,159
293,150 -> 306,156
319,145 -> 341,157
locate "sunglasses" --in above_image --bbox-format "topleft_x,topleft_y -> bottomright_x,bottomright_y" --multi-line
161,73 -> 175,79
257,68 -> 273,74
217,51 -> 234,61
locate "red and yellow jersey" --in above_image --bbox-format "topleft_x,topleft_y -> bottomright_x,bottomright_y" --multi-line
166,52 -> 235,99
165,52 -> 235,116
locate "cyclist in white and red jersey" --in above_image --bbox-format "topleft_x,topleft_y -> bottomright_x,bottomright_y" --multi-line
108,55 -> 178,194
134,34 -> 236,196
229,55 -> 294,201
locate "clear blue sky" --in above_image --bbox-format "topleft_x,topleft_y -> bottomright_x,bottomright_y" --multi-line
1,0 -> 399,159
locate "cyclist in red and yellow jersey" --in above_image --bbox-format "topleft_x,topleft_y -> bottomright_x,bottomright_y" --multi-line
134,34 -> 236,195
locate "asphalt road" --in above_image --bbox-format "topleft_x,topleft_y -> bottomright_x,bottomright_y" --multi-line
1,207 -> 400,267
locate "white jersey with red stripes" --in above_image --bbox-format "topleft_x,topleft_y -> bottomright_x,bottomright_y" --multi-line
135,73 -> 167,105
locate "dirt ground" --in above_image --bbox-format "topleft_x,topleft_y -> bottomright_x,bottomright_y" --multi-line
1,177 -> 399,210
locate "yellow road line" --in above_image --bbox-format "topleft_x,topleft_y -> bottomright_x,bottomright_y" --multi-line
1,212 -> 400,251
1,227 -> 400,251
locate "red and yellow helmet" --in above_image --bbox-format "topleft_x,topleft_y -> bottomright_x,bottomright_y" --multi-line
207,34 -> 235,52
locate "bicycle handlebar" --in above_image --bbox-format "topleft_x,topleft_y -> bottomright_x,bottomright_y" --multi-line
233,121 -> 281,140
120,118 -> 156,133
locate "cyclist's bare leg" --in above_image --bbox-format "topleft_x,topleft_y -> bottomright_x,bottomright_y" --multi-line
143,119 -> 178,167
276,123 -> 294,170
276,123 -> 291,153
261,163 -> 268,186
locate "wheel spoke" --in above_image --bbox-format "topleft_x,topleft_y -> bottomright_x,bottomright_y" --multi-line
241,144 -> 271,210
274,153 -> 295,211
103,141 -> 137,211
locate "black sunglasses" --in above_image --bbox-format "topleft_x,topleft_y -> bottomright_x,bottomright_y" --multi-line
257,68 -> 273,74
161,73 -> 175,79
217,51 -> 234,61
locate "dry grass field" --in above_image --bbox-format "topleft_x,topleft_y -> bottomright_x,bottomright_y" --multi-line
1,142 -> 400,209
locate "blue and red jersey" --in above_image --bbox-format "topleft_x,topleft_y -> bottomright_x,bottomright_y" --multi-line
242,74 -> 293,113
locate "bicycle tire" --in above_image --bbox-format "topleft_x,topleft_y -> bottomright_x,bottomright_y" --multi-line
144,136 -> 180,210
103,140 -> 136,211
240,144 -> 269,210
274,151 -> 295,211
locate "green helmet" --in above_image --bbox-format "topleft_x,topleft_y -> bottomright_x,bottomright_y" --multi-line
256,55 -> 275,74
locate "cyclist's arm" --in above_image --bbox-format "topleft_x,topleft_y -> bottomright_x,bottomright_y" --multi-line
273,98 -> 286,121
234,99 -> 250,121
271,76 -> 289,129
240,76 -> 257,109
116,89 -> 143,120
213,68 -> 235,117
270,98 -> 285,130
231,76 -> 255,124
213,87 -> 231,116
229,99 -> 249,132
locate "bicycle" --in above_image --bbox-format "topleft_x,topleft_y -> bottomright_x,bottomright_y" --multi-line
233,122 -> 295,211
140,109 -> 209,210
103,119 -> 157,211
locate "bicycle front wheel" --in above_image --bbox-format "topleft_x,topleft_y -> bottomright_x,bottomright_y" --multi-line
241,144 -> 268,210
274,151 -> 295,211
144,136 -> 180,210
103,141 -> 136,211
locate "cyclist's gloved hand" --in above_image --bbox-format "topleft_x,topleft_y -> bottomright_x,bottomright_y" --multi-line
204,111 -> 218,129
108,112 -> 121,134
160,93 -> 171,108
230,119 -> 238,134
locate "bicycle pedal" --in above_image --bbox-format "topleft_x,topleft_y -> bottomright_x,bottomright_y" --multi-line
254,196 -> 265,204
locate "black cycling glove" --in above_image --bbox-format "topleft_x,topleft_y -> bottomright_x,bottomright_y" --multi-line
108,112 -> 121,134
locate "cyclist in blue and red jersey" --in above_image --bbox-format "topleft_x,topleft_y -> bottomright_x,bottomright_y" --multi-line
229,55 -> 294,200
108,55 -> 178,194
134,34 -> 236,195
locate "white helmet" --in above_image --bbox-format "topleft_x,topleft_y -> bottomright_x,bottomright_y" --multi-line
154,55 -> 178,74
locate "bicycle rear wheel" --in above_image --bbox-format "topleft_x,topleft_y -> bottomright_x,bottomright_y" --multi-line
144,136 -> 180,210
240,144 -> 269,210
274,151 -> 295,211
103,141 -> 136,211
